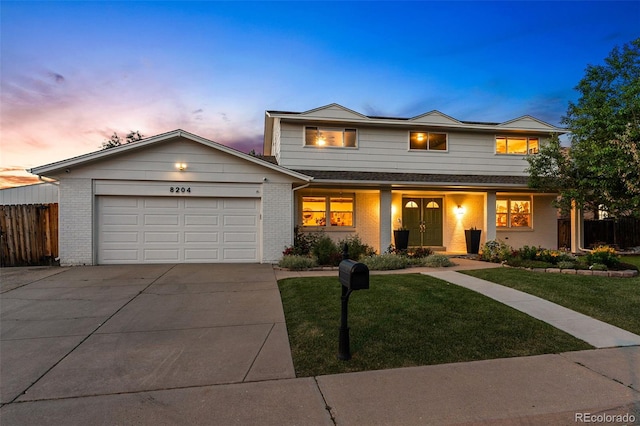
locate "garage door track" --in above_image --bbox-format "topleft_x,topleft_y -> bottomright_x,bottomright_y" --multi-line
0,264 -> 295,404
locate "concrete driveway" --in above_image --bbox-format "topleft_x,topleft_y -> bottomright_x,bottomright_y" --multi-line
0,264 -> 314,424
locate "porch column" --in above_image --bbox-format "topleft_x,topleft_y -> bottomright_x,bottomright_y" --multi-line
570,201 -> 583,253
485,191 -> 497,242
379,188 -> 392,253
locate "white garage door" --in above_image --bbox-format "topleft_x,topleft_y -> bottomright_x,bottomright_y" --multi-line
97,196 -> 260,264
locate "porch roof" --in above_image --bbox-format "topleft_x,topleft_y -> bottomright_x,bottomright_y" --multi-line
292,169 -> 530,188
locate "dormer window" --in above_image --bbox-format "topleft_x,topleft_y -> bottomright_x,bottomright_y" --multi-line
409,132 -> 447,151
496,136 -> 539,155
305,127 -> 357,148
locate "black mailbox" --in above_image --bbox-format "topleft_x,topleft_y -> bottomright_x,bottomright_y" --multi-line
339,259 -> 369,290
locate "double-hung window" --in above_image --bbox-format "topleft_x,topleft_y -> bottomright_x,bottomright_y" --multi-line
301,196 -> 354,227
496,136 -> 539,155
305,127 -> 357,148
496,198 -> 532,228
409,132 -> 447,151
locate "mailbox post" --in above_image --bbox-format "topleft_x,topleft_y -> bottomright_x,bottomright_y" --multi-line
338,244 -> 369,360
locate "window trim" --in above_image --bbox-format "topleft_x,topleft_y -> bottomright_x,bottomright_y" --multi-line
496,197 -> 533,229
304,126 -> 358,149
408,131 -> 449,152
300,194 -> 356,229
495,136 -> 540,155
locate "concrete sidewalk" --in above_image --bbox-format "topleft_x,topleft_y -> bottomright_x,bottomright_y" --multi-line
425,270 -> 640,348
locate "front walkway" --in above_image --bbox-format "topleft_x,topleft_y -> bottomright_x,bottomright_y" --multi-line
425,270 -> 640,348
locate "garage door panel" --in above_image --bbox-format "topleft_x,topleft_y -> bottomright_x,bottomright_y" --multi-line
144,198 -> 179,208
104,232 -> 139,243
224,215 -> 257,226
102,249 -> 140,262
185,232 -> 218,243
144,249 -> 180,262
185,215 -> 218,226
144,232 -> 180,243
224,232 -> 257,243
103,214 -> 139,226
184,249 -> 220,262
98,196 -> 259,264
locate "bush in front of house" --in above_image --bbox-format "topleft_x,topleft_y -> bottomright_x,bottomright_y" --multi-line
338,234 -> 376,260
312,235 -> 342,266
586,245 -> 620,269
361,253 -> 409,270
420,254 -> 455,267
480,240 -> 512,263
278,255 -> 318,270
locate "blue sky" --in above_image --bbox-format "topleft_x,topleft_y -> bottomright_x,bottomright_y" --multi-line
1,1 -> 639,187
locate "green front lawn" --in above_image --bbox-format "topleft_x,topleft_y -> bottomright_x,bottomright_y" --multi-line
463,267 -> 640,335
278,274 -> 592,377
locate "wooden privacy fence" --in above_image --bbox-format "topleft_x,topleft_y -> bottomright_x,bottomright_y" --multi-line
584,218 -> 640,249
0,204 -> 59,267
557,217 -> 640,250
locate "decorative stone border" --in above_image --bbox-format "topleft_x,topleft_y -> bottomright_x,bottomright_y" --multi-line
525,267 -> 638,278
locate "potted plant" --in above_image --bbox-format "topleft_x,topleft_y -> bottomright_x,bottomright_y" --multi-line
465,227 -> 482,254
394,220 -> 410,251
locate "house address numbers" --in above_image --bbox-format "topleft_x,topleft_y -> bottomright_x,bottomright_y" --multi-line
170,186 -> 191,194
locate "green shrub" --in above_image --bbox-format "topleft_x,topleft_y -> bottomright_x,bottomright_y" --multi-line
278,255 -> 317,270
283,226 -> 320,256
361,254 -> 409,270
590,263 -> 608,271
312,235 -> 341,266
409,247 -> 433,258
535,249 -> 575,265
586,245 -> 620,268
480,240 -> 512,263
557,260 -> 575,269
338,234 -> 376,260
518,245 -> 539,261
422,254 -> 455,267
507,259 -> 553,269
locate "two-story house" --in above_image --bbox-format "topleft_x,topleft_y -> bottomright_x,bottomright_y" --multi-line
264,104 -> 565,255
29,103 -> 565,265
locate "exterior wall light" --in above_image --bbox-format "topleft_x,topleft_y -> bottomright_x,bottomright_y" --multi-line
175,163 -> 187,171
455,205 -> 465,216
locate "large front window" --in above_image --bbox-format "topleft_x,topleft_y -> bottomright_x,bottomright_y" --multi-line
301,196 -> 354,227
496,198 -> 531,228
410,132 -> 447,151
305,127 -> 357,148
496,136 -> 539,155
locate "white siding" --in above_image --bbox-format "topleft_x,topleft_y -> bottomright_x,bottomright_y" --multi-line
0,183 -> 58,205
59,178 -> 93,265
277,122 -> 541,176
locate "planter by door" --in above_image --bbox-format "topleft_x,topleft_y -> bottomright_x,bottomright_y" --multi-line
394,230 -> 410,251
465,229 -> 482,254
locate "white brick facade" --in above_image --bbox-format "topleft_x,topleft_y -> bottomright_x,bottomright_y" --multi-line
262,182 -> 293,263
59,178 -> 93,265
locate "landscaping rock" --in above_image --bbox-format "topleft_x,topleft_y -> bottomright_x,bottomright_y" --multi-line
546,268 -> 561,274
576,270 -> 593,276
592,270 -> 609,277
561,269 -> 577,275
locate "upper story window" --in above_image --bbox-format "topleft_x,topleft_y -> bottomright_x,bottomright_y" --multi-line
496,198 -> 532,228
301,195 -> 354,227
409,132 -> 447,151
496,136 -> 539,155
305,127 -> 357,148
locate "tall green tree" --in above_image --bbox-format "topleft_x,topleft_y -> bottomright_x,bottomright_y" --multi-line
528,38 -> 640,218
101,130 -> 143,149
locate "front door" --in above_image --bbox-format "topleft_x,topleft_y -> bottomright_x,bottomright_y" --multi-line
402,197 -> 443,247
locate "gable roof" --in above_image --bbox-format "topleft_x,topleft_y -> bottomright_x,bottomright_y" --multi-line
29,129 -> 312,182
